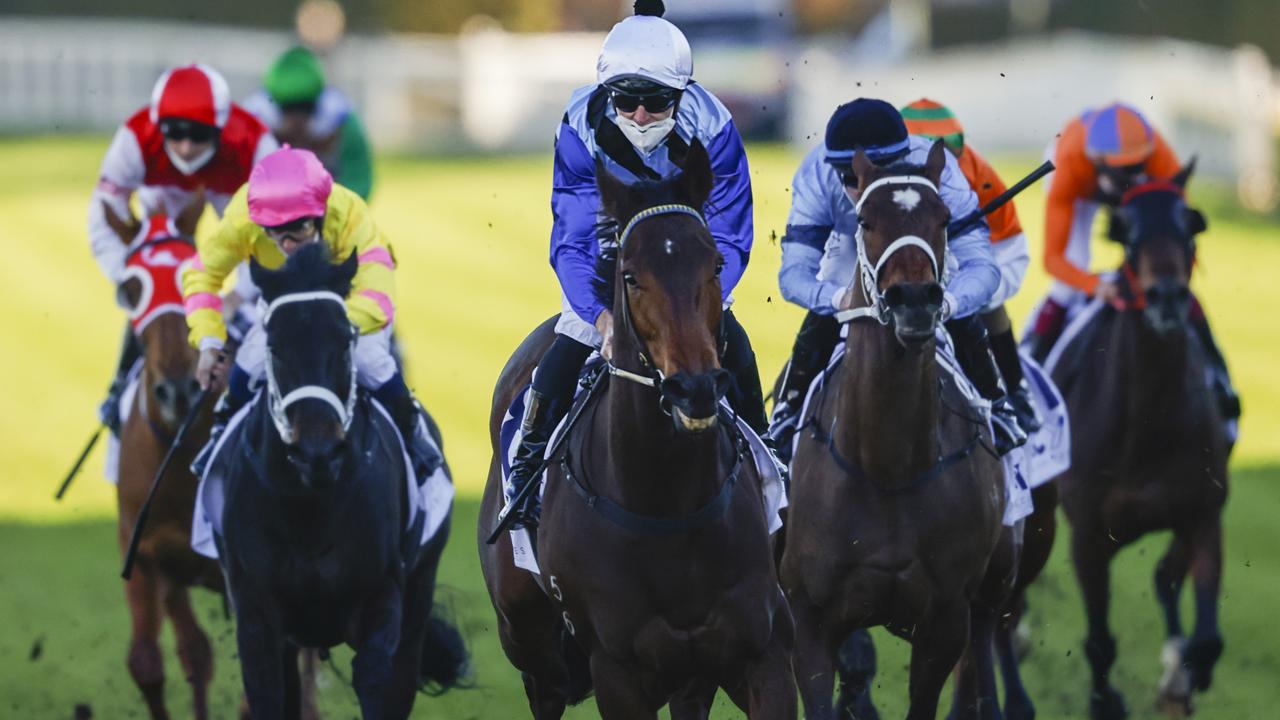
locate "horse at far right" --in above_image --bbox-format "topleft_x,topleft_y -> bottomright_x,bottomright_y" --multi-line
1039,159 -> 1231,720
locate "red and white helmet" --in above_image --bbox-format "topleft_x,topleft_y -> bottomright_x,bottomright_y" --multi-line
149,63 -> 231,129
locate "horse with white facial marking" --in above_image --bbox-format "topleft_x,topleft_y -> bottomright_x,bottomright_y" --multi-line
479,142 -> 795,719
206,244 -> 465,719
779,143 -> 1018,720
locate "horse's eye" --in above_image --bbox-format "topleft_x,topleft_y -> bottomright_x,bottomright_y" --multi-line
857,216 -> 872,231
623,270 -> 638,287
715,260 -> 724,276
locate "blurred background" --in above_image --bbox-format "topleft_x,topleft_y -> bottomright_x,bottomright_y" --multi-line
1,1 -> 1278,717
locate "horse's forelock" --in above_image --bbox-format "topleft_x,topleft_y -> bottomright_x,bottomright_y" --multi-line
255,243 -> 354,302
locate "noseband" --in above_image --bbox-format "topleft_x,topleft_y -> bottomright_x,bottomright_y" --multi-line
262,291 -> 358,443
837,175 -> 943,325
609,203 -> 709,395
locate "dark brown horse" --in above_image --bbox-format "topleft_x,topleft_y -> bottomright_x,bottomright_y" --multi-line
1049,166 -> 1228,720
779,143 -> 1015,720
104,198 -> 224,720
479,142 -> 795,719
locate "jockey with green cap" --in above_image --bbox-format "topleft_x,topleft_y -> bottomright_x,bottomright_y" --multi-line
243,46 -> 374,200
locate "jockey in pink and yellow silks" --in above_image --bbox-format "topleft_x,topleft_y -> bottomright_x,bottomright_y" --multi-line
182,146 -> 438,480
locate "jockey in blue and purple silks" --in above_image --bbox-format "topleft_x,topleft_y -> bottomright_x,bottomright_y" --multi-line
501,0 -> 768,529
766,98 -> 1030,461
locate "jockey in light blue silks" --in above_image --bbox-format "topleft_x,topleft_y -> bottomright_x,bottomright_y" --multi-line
766,98 -> 1031,461
501,0 -> 768,529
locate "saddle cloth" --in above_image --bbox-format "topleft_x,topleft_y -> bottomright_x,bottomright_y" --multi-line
103,360 -> 145,485
795,328 -> 1037,526
499,362 -> 789,576
190,395 -> 454,560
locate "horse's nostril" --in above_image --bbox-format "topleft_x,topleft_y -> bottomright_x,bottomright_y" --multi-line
154,383 -> 171,403
884,285 -> 906,308
925,283 -> 944,306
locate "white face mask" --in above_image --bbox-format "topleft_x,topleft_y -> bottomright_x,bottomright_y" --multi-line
614,115 -> 676,154
165,143 -> 216,176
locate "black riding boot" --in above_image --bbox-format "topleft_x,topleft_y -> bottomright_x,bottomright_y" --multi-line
947,315 -> 1028,456
720,310 -> 769,434
190,389 -> 247,478
765,311 -> 841,465
501,334 -> 593,530
378,375 -> 443,485
503,390 -> 568,530
100,322 -> 142,436
1190,313 -> 1241,424
988,322 -> 1042,434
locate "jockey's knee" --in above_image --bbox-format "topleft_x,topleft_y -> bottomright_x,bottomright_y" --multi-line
531,334 -> 593,402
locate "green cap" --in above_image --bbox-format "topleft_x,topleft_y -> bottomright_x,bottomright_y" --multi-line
263,47 -> 326,105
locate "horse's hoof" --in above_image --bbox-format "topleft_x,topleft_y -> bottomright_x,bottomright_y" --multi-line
1185,635 -> 1224,692
1090,687 -> 1129,720
1156,691 -> 1193,719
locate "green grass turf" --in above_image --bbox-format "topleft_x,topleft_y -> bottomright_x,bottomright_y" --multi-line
0,136 -> 1276,717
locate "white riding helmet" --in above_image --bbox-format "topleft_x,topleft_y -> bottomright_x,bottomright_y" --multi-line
596,10 -> 693,91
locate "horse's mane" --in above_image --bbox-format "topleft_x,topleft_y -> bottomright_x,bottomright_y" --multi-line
253,242 -> 356,303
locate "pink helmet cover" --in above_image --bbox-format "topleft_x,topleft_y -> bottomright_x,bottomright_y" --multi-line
247,146 -> 333,227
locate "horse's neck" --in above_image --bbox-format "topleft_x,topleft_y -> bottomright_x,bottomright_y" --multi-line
598,373 -> 725,517
836,323 -> 939,484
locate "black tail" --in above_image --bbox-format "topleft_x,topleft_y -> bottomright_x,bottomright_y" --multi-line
558,618 -> 594,706
418,606 -> 470,695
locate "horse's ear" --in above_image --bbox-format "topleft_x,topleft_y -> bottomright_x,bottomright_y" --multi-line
334,249 -> 359,289
174,187 -> 206,238
596,156 -> 632,222
1107,206 -> 1135,245
923,139 -> 947,186
102,201 -> 141,246
248,256 -> 277,301
1184,207 -> 1208,236
850,151 -> 875,190
1172,156 -> 1197,189
677,139 -> 713,209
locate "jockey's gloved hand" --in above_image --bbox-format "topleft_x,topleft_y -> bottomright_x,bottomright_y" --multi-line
196,348 -> 228,392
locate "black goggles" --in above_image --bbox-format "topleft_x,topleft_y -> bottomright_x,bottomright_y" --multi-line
159,119 -> 218,143
279,99 -> 319,115
610,89 -> 679,114
262,216 -> 318,238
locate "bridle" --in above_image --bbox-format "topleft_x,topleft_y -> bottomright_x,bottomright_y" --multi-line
262,291 -> 358,443
836,175 -> 944,325
608,203 -> 712,398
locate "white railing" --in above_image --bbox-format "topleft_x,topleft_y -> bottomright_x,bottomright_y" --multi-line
0,17 -> 1275,208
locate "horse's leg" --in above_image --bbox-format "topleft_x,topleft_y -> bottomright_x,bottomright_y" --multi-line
668,680 -> 717,720
233,590 -> 287,719
724,620 -> 798,720
1154,532 -> 1193,716
123,566 -> 169,720
590,651 -> 658,720
1184,517 -> 1225,694
161,581 -> 214,720
298,650 -> 322,720
387,555 -> 437,719
1071,530 -> 1127,720
835,629 -> 881,720
496,585 -> 576,719
951,604 -> 1002,720
904,598 -> 969,720
788,592 -> 838,719
994,600 -> 1036,720
351,583 -> 404,720
281,643 -> 302,720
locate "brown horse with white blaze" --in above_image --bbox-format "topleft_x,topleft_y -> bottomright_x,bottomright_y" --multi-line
1050,165 -> 1228,720
104,197 -> 222,719
479,141 -> 795,719
779,143 -> 1015,720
